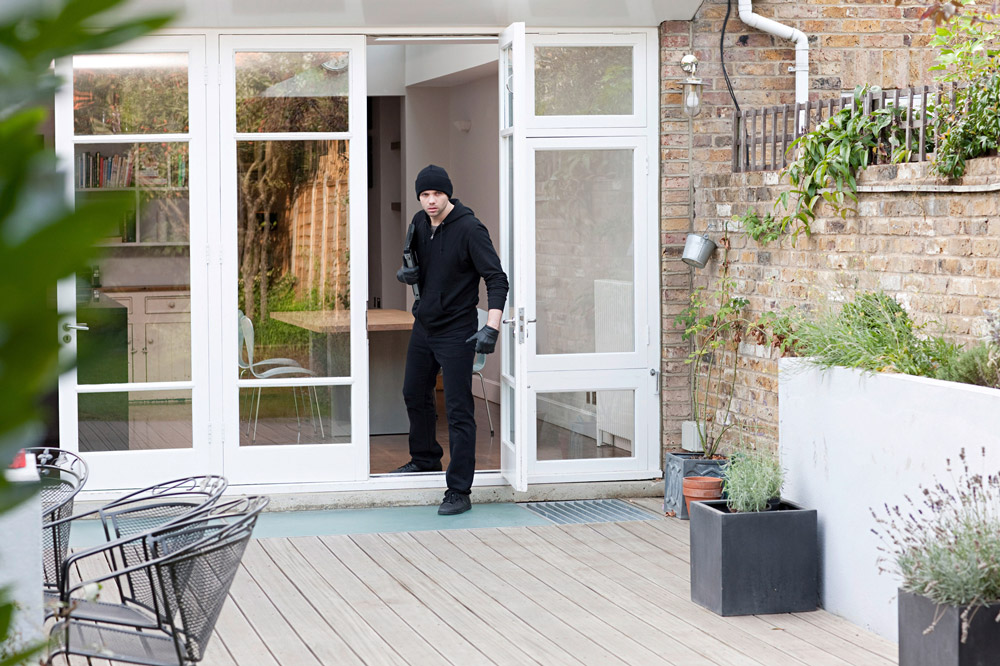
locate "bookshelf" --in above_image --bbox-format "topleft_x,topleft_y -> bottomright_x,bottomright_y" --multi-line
74,143 -> 190,246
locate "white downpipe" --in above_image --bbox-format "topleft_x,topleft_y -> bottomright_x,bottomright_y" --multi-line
737,0 -> 809,103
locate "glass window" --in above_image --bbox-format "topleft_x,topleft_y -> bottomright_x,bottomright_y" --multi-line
536,390 -> 634,460
236,140 -> 351,378
240,385 -> 349,446
235,51 -> 350,133
534,46 -> 633,116
534,148 -> 634,356
75,142 -> 191,385
73,53 -> 189,135
78,390 -> 192,452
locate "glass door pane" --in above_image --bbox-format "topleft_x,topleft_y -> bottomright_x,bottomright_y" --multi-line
57,35 -> 209,488
222,35 -> 366,484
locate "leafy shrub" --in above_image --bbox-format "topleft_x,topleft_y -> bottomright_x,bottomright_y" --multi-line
793,292 -> 958,377
873,449 -> 1000,641
936,342 -> 1000,388
724,448 -> 783,513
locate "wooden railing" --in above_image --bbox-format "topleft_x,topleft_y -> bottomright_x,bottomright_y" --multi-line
732,85 -> 956,173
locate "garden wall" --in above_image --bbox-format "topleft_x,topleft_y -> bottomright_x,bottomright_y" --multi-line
779,358 -> 1000,640
689,155 -> 1000,449
658,0 -> 942,453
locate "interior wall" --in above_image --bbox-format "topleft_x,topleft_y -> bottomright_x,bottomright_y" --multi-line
403,70 -> 501,400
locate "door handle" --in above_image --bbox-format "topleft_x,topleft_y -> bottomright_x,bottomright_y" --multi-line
502,318 -> 515,325
62,322 -> 89,331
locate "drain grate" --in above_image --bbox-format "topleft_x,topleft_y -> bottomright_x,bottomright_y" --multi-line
522,499 -> 658,525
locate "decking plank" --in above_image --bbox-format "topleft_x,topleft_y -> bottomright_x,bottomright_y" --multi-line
287,536 -> 447,665
212,590 -> 281,666
472,527 -> 709,666
439,529 -> 668,665
240,539 -> 366,665
227,564 -> 323,665
351,532 -> 545,666
386,530 -> 624,666
257,537 -> 408,666
577,523 -> 855,666
519,523 -> 782,666
319,533 -> 497,666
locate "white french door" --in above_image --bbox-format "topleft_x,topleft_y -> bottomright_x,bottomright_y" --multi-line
218,35 -> 369,484
500,26 -> 661,485
55,35 -> 211,490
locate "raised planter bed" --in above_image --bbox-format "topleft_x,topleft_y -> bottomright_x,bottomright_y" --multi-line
779,358 -> 1000,640
898,590 -> 1000,666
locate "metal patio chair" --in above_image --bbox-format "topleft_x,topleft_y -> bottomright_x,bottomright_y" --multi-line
473,309 -> 495,437
43,475 -> 228,619
47,496 -> 268,666
239,313 -> 324,443
27,447 -> 89,601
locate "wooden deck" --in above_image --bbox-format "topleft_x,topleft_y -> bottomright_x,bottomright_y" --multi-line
190,498 -> 896,666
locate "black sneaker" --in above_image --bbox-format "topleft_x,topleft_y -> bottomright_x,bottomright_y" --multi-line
388,461 -> 442,474
438,490 -> 471,515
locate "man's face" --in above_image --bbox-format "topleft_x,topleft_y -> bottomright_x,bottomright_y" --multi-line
419,190 -> 449,219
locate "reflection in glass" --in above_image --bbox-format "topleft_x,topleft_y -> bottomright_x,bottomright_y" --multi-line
504,136 -> 516,378
534,46 -> 633,116
237,140 -> 350,378
73,53 -> 189,135
75,142 -> 191,385
503,45 -> 514,128
536,390 -> 634,461
79,390 -> 192,452
240,384 -> 350,446
535,149 -> 634,355
235,51 -> 349,133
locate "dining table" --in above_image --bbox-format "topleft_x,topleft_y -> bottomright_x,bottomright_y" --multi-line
270,308 -> 414,435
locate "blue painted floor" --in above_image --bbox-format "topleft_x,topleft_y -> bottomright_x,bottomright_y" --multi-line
70,502 -> 553,549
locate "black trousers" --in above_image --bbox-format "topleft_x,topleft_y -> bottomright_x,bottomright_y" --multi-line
402,320 -> 477,494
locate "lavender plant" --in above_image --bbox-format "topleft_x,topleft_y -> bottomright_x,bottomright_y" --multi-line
872,448 -> 1000,642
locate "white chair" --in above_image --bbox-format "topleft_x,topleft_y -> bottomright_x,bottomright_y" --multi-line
474,308 -> 494,438
239,314 -> 324,443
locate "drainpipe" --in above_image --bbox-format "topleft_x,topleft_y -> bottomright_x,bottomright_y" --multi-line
737,0 -> 809,103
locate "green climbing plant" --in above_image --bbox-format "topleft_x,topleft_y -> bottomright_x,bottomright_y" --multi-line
736,85 -> 921,246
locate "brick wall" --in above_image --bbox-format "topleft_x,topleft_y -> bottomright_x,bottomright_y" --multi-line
692,156 -> 1000,451
658,0 -> 948,457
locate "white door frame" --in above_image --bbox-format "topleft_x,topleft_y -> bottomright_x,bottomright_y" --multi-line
54,35 -> 212,490
507,28 -> 661,485
218,34 -> 369,485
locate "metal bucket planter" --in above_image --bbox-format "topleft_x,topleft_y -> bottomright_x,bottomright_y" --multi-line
682,233 -> 717,268
663,451 -> 725,520
898,590 -> 1000,666
690,499 -> 818,616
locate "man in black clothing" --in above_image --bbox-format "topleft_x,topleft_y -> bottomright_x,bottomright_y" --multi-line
392,164 -> 508,516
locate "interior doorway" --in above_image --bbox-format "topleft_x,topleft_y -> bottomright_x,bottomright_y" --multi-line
364,40 -> 502,475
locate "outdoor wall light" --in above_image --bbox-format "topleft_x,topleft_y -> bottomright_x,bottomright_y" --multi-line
680,54 -> 704,118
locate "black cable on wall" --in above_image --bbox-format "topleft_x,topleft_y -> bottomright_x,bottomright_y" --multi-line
721,0 -> 740,113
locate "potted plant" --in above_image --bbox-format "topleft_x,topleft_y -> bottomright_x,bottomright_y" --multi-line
689,447 -> 818,616
873,449 -> 1000,666
666,230 -> 779,519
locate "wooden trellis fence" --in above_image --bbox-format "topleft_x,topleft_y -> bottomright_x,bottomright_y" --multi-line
732,85 -> 959,173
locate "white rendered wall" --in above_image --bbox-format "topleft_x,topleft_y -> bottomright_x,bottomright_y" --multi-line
367,45 -> 405,96
0,464 -> 44,652
778,357 -> 1000,641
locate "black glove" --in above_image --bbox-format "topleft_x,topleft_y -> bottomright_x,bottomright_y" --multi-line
396,265 -> 419,285
466,325 -> 499,354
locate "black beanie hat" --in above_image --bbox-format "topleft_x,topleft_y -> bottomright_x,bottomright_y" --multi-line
415,164 -> 453,200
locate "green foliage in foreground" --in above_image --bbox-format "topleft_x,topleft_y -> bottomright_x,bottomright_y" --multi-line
724,448 -> 784,513
873,450 -> 1000,639
789,291 -> 959,378
0,0 -> 170,662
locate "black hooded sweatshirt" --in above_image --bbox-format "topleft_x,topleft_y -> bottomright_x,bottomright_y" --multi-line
409,199 -> 508,335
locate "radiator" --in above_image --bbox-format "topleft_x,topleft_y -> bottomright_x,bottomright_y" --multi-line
593,279 -> 634,452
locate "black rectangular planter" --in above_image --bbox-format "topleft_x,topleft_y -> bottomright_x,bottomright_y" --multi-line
898,589 -> 1000,666
689,499 -> 818,616
663,451 -> 725,520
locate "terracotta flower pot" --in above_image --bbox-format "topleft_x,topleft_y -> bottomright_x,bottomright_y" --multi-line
682,475 -> 724,514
